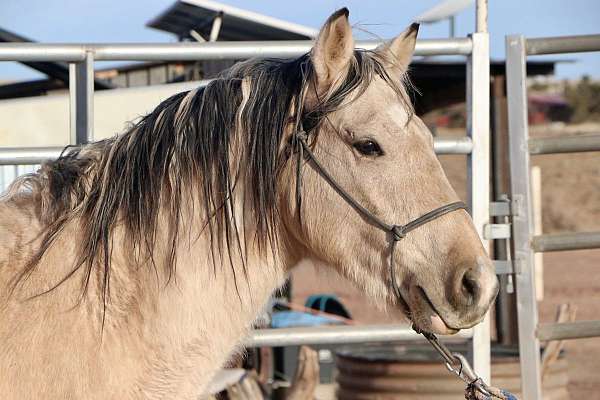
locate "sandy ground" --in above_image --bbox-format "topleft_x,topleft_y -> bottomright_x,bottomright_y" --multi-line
291,123 -> 600,398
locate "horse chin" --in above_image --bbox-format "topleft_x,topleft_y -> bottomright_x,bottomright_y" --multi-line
428,314 -> 460,335
410,309 -> 460,335
406,286 -> 460,335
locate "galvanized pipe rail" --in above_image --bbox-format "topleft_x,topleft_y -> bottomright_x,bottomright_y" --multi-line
529,134 -> 600,154
506,32 -> 600,400
0,147 -> 66,166
537,321 -> 600,341
0,38 -> 472,62
532,231 -> 600,252
245,324 -> 473,347
0,138 -> 474,166
526,34 -> 600,55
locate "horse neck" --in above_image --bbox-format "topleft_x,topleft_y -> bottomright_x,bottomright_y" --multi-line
0,189 -> 296,396
107,191 -> 296,386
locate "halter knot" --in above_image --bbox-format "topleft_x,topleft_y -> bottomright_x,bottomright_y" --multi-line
391,225 -> 406,241
295,130 -> 309,142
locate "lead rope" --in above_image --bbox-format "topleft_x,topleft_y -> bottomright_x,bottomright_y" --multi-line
294,132 -> 518,400
413,327 -> 517,400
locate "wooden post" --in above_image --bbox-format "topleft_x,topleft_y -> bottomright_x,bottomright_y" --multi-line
541,304 -> 576,380
286,346 -> 319,400
531,166 -> 544,301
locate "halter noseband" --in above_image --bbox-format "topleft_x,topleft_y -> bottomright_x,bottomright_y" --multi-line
293,132 -> 467,305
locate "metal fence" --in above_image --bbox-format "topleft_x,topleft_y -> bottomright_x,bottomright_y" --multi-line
0,38 -> 475,147
0,2 -> 493,382
506,33 -> 600,400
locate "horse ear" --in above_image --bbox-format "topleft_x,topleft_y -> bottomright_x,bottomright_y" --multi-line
376,23 -> 419,75
311,8 -> 354,92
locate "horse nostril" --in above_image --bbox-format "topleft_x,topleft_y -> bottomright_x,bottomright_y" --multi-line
460,269 -> 481,306
448,261 -> 498,325
462,274 -> 478,303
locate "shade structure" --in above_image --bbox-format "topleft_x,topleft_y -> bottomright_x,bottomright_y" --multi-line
147,0 -> 318,41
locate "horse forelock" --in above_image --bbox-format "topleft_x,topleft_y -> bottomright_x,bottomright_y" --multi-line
10,49 -> 414,306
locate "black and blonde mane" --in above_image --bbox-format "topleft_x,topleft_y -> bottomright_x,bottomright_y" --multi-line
11,50 -> 412,301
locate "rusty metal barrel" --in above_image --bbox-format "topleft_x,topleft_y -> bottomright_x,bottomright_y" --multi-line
335,345 -> 569,400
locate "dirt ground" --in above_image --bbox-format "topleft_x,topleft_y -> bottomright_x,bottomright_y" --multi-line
291,123 -> 600,398
539,250 -> 600,398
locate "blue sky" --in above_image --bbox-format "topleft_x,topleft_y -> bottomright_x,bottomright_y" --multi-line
1,0 -> 599,81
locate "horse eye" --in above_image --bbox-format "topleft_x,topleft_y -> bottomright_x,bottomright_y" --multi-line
353,139 -> 383,156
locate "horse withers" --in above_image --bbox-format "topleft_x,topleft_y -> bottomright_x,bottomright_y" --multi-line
0,8 -> 498,399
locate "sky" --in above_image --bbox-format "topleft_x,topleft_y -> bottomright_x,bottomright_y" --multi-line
1,0 -> 599,82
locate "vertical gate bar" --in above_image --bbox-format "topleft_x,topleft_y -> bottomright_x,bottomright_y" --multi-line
467,32 -> 491,382
506,34 -> 542,400
84,51 -> 94,142
69,51 -> 94,145
476,0 -> 488,33
68,62 -> 77,144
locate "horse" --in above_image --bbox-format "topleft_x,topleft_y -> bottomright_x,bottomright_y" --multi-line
0,8 -> 498,399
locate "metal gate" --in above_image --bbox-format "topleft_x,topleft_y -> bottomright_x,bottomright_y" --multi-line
0,0 -> 495,384
506,33 -> 600,400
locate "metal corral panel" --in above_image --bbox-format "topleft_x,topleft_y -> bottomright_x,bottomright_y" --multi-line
0,80 -> 209,191
147,0 -> 318,41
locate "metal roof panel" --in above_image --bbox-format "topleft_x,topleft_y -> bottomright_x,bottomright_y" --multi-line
147,0 -> 318,41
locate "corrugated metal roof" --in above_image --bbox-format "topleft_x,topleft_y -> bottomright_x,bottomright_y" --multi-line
147,0 -> 318,41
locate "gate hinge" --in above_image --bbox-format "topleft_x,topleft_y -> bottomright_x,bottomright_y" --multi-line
511,195 -> 524,218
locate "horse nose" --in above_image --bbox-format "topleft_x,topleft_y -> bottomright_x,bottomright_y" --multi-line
452,260 -> 498,313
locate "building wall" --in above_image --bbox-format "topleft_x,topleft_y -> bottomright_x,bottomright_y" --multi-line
0,80 -> 207,190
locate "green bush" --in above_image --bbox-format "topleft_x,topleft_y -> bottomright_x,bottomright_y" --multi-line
565,76 -> 600,123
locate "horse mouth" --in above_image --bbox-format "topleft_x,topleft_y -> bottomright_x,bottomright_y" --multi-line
393,282 -> 460,335
413,286 -> 460,335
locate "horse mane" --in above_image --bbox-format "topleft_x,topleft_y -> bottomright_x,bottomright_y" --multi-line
9,49 -> 413,305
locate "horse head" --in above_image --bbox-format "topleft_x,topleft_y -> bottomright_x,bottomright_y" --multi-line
279,9 -> 498,334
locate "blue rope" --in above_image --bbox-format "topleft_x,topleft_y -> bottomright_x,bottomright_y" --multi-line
499,390 -> 519,400
465,384 -> 519,400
